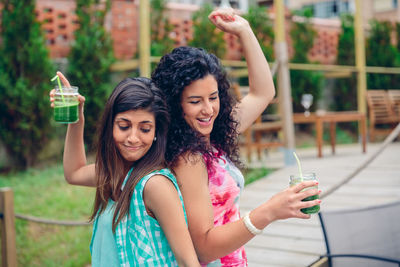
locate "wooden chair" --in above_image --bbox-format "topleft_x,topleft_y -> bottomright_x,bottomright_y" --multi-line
388,90 -> 400,119
365,90 -> 398,141
317,201 -> 400,267
232,84 -> 283,161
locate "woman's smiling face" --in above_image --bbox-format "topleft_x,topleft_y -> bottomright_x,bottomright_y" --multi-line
113,109 -> 156,164
180,75 -> 220,139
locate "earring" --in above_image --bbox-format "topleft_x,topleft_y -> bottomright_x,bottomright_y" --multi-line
154,137 -> 157,141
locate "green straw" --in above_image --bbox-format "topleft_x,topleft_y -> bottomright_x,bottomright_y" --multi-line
51,74 -> 66,104
293,151 -> 303,181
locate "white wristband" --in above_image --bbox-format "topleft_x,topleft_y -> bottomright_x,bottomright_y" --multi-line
243,211 -> 263,235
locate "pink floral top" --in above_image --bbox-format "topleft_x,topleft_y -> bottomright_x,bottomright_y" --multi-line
202,151 -> 247,267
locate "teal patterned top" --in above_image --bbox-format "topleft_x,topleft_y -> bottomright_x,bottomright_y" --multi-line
90,168 -> 187,266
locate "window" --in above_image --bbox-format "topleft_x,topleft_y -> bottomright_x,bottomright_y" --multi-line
374,0 -> 396,11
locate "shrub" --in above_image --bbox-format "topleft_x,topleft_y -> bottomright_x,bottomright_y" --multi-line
366,20 -> 399,89
67,0 -> 114,151
244,6 -> 274,61
150,0 -> 175,57
240,6 -> 275,88
0,0 -> 54,169
189,3 -> 225,58
331,14 -> 357,111
289,10 -> 323,113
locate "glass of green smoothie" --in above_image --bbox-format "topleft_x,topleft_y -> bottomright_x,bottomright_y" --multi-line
289,172 -> 320,214
54,86 -> 79,124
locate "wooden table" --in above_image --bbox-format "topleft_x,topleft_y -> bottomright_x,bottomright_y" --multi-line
293,111 -> 367,158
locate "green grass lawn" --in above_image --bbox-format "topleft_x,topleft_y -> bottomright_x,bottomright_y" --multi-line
0,163 -> 272,266
0,165 -> 94,267
242,167 -> 274,185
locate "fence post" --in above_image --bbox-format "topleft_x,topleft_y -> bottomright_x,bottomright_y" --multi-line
0,187 -> 17,267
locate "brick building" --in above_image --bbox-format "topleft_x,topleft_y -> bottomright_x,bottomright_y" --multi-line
31,0 -> 344,64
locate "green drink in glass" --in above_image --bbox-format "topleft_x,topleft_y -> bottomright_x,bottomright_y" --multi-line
289,172 -> 320,214
54,86 -> 79,124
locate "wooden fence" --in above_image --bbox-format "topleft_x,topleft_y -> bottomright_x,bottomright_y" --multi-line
0,188 -> 17,267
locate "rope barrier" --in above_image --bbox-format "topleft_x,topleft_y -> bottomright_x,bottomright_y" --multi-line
320,123 -> 400,199
6,121 -> 399,225
14,213 -> 91,226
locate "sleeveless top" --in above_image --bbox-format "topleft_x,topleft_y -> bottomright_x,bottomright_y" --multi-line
90,168 -> 186,266
202,151 -> 248,267
91,200 -> 120,266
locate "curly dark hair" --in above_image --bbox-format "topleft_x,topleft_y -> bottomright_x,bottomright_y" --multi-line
151,46 -> 241,167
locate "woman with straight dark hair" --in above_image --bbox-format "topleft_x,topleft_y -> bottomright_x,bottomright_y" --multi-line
50,73 -> 200,266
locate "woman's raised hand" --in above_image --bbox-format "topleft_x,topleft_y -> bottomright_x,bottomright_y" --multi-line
208,8 -> 250,36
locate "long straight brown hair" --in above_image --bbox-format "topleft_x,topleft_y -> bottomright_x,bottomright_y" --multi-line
90,77 -> 170,232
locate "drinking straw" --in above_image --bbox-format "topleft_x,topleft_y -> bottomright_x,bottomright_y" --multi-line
51,74 -> 66,104
293,151 -> 303,181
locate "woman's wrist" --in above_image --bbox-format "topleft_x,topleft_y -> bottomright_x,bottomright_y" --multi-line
243,211 -> 263,235
236,24 -> 253,40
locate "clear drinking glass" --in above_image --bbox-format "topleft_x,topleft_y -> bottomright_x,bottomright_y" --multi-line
289,172 -> 320,214
53,86 -> 79,124
301,94 -> 313,117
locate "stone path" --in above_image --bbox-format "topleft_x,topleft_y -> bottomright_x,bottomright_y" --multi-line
239,142 -> 400,267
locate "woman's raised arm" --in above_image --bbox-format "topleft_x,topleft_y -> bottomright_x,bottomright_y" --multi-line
209,9 -> 276,133
50,71 -> 96,187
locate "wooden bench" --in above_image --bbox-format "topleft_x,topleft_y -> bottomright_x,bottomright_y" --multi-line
366,90 -> 400,141
232,84 -> 283,161
388,90 -> 400,118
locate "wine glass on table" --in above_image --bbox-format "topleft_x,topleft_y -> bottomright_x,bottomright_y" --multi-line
301,94 -> 313,117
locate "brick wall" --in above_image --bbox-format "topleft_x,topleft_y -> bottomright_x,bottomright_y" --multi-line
308,18 -> 340,65
14,0 -> 342,64
36,0 -> 77,58
110,1 -> 138,59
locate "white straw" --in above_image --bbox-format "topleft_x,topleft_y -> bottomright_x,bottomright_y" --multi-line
293,152 -> 303,181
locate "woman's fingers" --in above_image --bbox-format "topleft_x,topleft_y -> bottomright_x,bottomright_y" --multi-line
210,8 -> 235,18
297,188 -> 320,201
268,182 -> 321,220
57,71 -> 71,87
297,212 -> 311,219
291,180 -> 318,193
78,95 -> 85,118
209,8 -> 236,25
78,95 -> 85,104
49,89 -> 55,108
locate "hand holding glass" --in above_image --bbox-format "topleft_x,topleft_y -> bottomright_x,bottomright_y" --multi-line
53,86 -> 79,124
289,173 -> 320,214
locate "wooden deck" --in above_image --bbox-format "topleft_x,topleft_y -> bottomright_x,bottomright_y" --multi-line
240,142 -> 400,267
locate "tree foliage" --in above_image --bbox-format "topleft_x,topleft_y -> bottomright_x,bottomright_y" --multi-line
244,6 -> 274,61
239,6 -> 274,87
396,22 -> 400,86
331,14 -> 357,111
396,23 -> 400,54
150,0 -> 174,57
0,0 -> 54,169
366,20 -> 399,89
289,11 -> 323,113
189,4 -> 225,58
67,0 -> 114,150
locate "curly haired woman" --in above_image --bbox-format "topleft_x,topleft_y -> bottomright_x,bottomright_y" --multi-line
151,8 -> 320,266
